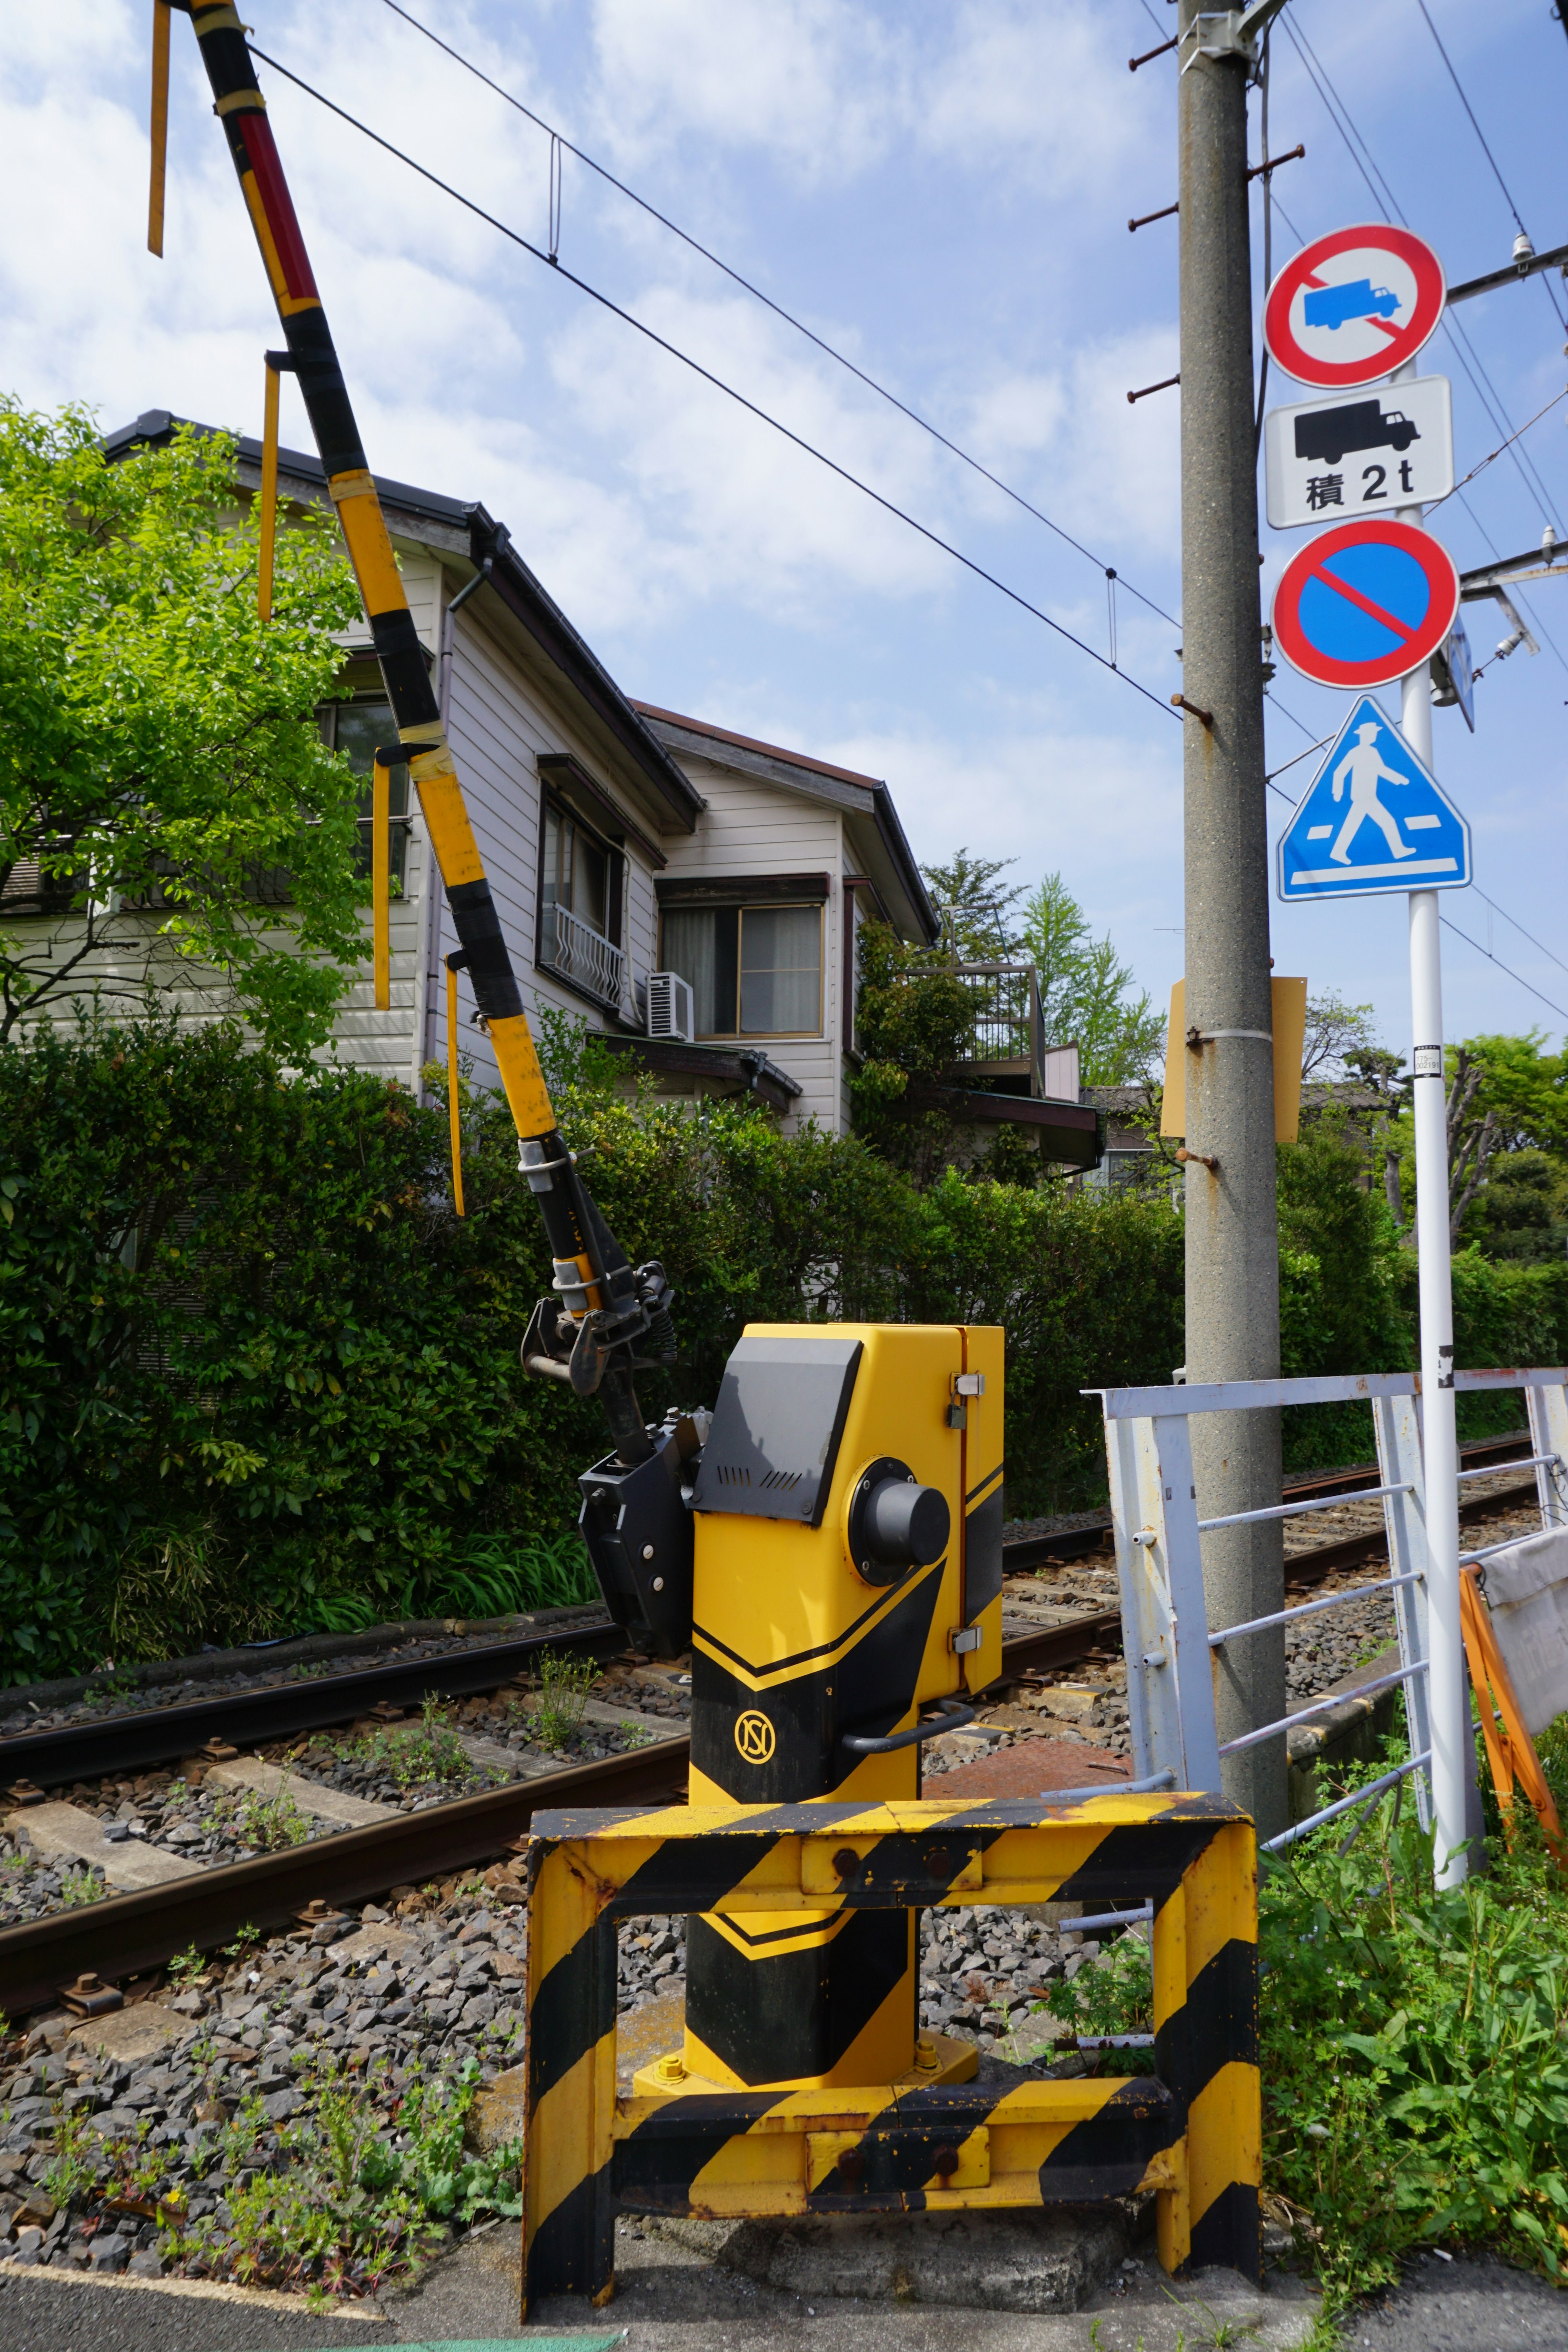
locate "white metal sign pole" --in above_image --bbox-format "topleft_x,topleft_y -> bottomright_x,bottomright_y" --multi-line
1396,364 -> 1468,1886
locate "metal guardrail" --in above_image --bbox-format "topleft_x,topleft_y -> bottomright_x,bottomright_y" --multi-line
1094,1366 -> 1568,1859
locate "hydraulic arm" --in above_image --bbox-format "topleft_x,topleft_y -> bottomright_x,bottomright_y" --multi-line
174,2 -> 686,1609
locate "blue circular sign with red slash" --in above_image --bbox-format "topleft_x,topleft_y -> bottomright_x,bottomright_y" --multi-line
1272,517 -> 1460,690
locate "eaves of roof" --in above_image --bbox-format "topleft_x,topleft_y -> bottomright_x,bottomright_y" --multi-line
100,410 -> 702,837
630,701 -> 939,945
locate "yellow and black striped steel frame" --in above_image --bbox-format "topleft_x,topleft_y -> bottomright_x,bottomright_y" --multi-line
521,1791 -> 1260,2314
183,5 -> 623,1334
684,1324 -> 1004,2092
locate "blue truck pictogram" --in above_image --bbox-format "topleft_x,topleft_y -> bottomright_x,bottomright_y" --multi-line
1303,280 -> 1401,330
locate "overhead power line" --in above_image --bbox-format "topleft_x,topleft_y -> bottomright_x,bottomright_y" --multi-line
252,46 -> 1183,725
379,0 -> 1182,633
1440,916 -> 1568,1024
1412,0 -> 1568,334
1278,14 -> 1568,670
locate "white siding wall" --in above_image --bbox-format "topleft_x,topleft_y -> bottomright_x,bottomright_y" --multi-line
656,754 -> 845,1134
434,586 -> 664,1098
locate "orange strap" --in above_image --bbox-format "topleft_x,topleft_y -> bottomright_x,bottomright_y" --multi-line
148,1 -> 171,257
1460,1567 -> 1566,1864
446,959 -> 465,1219
258,358 -> 281,623
370,758 -> 390,1009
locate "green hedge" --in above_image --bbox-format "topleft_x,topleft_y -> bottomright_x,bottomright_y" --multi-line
4,1023 -> 1565,1684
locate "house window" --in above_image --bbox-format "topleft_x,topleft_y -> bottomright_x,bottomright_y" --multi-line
660,903 -> 823,1037
324,699 -> 410,889
538,798 -> 625,1012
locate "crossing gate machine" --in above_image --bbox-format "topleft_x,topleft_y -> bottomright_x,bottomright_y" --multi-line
158,2 -> 1260,2307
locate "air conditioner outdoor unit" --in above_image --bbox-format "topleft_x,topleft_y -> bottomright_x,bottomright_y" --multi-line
646,970 -> 695,1044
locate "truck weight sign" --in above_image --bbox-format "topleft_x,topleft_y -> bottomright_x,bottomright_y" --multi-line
1264,376 -> 1453,532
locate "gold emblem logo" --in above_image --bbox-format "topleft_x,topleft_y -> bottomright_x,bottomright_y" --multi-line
734,1710 -> 776,1764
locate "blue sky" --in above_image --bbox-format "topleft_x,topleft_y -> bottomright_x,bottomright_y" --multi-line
4,1 -> 1566,1062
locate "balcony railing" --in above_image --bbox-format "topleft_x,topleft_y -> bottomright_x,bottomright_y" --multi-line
542,900 -> 626,1014
949,961 -> 1046,1096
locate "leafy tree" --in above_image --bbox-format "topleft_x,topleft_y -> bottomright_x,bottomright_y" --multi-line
1384,1033 -> 1568,1249
0,399 -> 365,1054
1019,871 -> 1165,1084
847,919 -> 982,1182
918,847 -> 1025,962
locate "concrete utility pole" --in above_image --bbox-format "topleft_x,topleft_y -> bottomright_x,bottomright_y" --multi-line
1176,2 -> 1286,1838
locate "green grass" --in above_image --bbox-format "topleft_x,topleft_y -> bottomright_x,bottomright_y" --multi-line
1258,1717 -> 1568,2317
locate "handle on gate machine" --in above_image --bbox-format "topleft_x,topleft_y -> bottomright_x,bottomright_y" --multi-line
842,1697 -> 981,1755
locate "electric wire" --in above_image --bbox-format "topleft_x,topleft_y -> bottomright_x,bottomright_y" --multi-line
1424,384 -> 1568,513
1282,13 -> 1566,544
1439,917 -> 1568,1023
252,45 -> 1183,724
1412,0 -> 1568,332
379,0 -> 1183,633
1277,16 -> 1568,670
1472,890 -> 1568,984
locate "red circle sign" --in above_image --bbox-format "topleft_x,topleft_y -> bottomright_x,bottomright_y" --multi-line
1264,224 -> 1446,389
1272,517 -> 1459,690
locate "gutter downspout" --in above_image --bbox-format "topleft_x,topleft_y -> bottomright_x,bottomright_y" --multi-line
416,551 -> 496,1092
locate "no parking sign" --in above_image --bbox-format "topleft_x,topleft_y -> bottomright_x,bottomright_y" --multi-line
1271,516 -> 1460,690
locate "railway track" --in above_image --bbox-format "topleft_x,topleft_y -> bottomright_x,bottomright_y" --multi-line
0,1429 -> 1538,2016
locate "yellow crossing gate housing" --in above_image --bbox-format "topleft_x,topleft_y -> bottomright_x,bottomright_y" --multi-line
521,1790 -> 1260,2311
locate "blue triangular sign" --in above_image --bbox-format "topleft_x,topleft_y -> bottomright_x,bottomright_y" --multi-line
1276,695 -> 1472,903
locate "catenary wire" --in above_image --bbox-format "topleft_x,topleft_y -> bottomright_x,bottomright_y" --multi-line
1276,18 -> 1568,671
1412,0 -> 1568,332
1439,918 -> 1568,1023
1282,14 -> 1566,543
1472,890 -> 1568,984
379,0 -> 1183,634
250,47 -> 1182,724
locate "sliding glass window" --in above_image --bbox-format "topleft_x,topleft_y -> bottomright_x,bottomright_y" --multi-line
660,903 -> 822,1037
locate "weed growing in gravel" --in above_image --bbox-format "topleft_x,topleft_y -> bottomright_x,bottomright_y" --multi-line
58,1863 -> 106,1907
1261,1723 -> 1568,2316
203,1780 -> 312,1853
1023,1928 -> 1154,2067
530,1650 -> 596,1751
42,2101 -> 101,2205
156,2048 -> 520,2298
359,1695 -> 472,1789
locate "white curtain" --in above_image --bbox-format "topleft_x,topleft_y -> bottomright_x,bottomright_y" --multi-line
662,908 -> 718,1033
740,906 -> 820,1034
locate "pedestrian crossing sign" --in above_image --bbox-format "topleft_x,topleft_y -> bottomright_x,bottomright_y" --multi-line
1276,694 -> 1472,903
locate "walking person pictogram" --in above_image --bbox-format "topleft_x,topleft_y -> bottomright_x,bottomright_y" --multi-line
1330,720 -> 1416,865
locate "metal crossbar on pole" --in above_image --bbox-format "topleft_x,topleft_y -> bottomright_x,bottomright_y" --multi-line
1219,1660 -> 1430,1757
1264,1751 -> 1433,1853
1209,1572 -> 1423,1649
1199,1483 -> 1412,1532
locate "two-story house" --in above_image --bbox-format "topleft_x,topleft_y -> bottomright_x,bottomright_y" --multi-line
18,410 -> 1098,1169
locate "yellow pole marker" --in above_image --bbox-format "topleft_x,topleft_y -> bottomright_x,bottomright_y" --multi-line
370,757 -> 390,1010
148,1 -> 171,257
446,959 -> 466,1219
258,359 -> 280,623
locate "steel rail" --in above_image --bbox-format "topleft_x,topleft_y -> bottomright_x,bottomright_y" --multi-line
0,1442 -> 1537,1793
0,1737 -> 692,2018
0,1619 -> 631,1794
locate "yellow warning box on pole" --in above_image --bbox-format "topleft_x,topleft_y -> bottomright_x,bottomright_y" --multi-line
1161,978 -> 1306,1144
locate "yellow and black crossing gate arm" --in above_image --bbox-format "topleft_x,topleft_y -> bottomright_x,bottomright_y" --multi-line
174,2 -> 664,1464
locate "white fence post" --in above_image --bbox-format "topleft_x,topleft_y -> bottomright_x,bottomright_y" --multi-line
1371,1392 -> 1434,1833
1105,1412 -> 1223,1793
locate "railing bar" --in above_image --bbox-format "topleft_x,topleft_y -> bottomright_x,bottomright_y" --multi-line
1263,1751 -> 1432,1851
1209,1572 -> 1421,1648
1217,1660 -> 1427,1755
1455,1454 -> 1557,1481
1064,1900 -> 1154,1936
1038,1767 -> 1176,1805
1198,1482 -> 1412,1532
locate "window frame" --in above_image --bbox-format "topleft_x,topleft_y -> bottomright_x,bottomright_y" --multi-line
658,897 -> 825,1041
